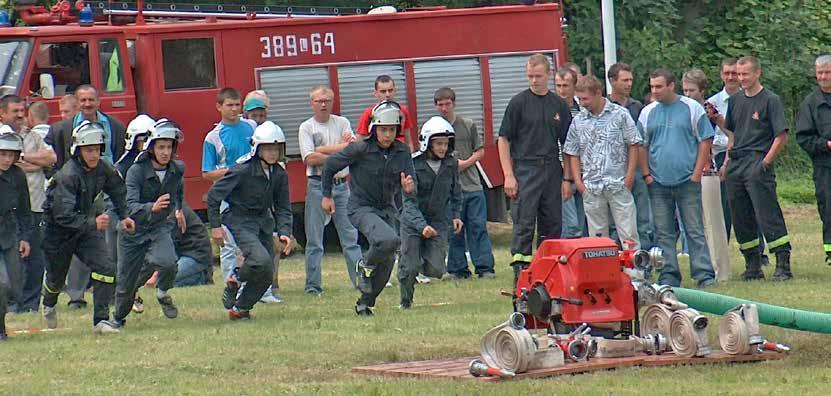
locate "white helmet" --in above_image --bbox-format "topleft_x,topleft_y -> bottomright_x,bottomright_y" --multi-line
237,121 -> 285,164
71,120 -> 106,156
0,125 -> 23,152
417,116 -> 455,155
368,100 -> 403,136
125,114 -> 155,150
146,118 -> 183,149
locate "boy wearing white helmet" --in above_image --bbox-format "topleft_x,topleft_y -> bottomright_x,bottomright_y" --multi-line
113,119 -> 186,328
42,120 -> 136,334
115,114 -> 155,177
321,100 -> 416,316
207,121 -> 293,320
397,117 -> 463,309
0,128 -> 33,340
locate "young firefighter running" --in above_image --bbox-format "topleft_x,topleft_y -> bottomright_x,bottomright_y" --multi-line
321,100 -> 416,317
207,121 -> 292,320
113,119 -> 185,328
41,121 -> 136,334
398,117 -> 463,309
0,129 -> 32,341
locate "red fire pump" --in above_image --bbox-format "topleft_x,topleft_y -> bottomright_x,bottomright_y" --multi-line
512,237 -> 661,337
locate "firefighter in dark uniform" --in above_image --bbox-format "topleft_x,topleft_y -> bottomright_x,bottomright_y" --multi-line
113,119 -> 185,327
320,100 -> 416,317
398,117 -> 463,309
497,54 -> 572,283
41,120 -> 136,334
724,56 -> 792,281
0,129 -> 33,341
795,54 -> 831,265
207,121 -> 293,321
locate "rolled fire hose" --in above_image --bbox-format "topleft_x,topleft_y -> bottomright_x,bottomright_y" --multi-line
641,304 -> 674,341
719,304 -> 763,355
669,308 -> 712,357
673,287 -> 831,334
480,321 -> 536,374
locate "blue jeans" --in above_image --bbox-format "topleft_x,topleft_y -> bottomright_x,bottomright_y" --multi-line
304,178 -> 362,293
175,255 -> 210,287
648,181 -> 715,287
448,190 -> 495,276
561,191 -> 587,238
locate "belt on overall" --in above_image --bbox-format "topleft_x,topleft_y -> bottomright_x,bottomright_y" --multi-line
308,175 -> 347,185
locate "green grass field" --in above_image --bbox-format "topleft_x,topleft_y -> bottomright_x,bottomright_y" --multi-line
2,203 -> 831,395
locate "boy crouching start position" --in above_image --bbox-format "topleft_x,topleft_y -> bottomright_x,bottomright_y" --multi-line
42,121 -> 136,334
320,100 -> 416,316
207,121 -> 292,321
398,117 -> 463,309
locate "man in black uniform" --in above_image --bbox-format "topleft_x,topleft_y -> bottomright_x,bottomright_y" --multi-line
0,129 -> 32,341
796,54 -> 831,265
497,54 -> 572,282
207,121 -> 292,321
114,119 -> 185,327
321,100 -> 416,317
41,120 -> 136,334
724,56 -> 792,281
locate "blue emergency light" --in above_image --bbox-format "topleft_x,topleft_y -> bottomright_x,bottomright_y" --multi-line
79,5 -> 94,26
0,11 -> 11,27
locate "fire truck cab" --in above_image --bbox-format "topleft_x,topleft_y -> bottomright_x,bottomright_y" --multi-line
0,3 -> 568,233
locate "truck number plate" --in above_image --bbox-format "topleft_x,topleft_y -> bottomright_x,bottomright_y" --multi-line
260,32 -> 335,58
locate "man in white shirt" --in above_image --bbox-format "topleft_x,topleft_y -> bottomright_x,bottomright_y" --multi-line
298,85 -> 362,295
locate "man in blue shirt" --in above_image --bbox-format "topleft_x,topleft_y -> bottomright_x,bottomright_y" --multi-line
638,69 -> 716,287
202,88 -> 257,302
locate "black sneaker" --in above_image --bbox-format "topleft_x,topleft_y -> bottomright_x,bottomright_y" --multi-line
399,300 -> 412,310
222,270 -> 241,310
157,295 -> 178,319
67,300 -> 87,310
355,305 -> 374,317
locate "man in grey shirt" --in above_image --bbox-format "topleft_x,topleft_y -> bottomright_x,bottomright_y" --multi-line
299,85 -> 362,294
435,87 -> 495,279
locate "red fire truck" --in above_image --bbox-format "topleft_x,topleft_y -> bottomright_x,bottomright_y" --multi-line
0,2 -> 567,227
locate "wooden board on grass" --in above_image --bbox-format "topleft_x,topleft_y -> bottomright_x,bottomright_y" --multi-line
352,351 -> 788,382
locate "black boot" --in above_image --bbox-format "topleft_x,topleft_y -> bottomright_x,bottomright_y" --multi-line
0,313 -> 7,341
771,251 -> 793,282
825,252 -> 831,266
740,251 -> 765,281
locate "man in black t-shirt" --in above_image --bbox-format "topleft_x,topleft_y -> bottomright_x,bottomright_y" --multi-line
724,56 -> 792,281
497,54 -> 572,285
795,54 -> 831,266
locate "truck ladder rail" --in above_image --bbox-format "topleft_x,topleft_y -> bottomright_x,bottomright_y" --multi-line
91,2 -> 372,18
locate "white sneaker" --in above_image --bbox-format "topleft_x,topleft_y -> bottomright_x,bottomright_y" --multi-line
416,274 -> 432,284
93,320 -> 121,335
43,305 -> 58,329
260,295 -> 282,304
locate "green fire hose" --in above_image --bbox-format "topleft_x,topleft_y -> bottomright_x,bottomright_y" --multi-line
672,287 -> 831,334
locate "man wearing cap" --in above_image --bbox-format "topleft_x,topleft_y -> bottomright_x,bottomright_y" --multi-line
0,95 -> 55,313
243,95 -> 269,126
298,85 -> 362,295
